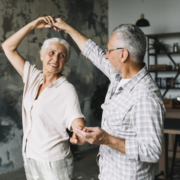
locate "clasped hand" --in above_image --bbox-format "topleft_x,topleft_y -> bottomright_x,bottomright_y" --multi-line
30,16 -> 68,33
70,126 -> 109,145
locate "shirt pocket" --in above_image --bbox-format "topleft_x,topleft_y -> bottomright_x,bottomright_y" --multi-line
106,102 -> 136,137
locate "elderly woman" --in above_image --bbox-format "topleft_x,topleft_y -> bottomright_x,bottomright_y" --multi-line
2,16 -> 85,180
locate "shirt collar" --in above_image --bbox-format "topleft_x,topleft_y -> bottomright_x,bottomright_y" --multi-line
51,76 -> 67,88
116,63 -> 148,92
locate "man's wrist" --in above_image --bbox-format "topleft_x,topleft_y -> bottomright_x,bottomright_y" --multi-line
105,133 -> 113,146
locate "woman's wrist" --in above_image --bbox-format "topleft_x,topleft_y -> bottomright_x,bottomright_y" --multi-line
27,21 -> 36,30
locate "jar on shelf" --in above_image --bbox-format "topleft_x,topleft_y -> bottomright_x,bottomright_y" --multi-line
171,77 -> 174,87
173,43 -> 179,52
174,63 -> 180,70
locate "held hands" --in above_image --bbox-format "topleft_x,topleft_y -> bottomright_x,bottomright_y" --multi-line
30,16 -> 55,29
30,16 -> 68,32
70,126 -> 87,145
74,127 -> 110,145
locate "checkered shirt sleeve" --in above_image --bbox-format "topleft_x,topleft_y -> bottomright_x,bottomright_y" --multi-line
82,39 -> 115,81
125,97 -> 164,162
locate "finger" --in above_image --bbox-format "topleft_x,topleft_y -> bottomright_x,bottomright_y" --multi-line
53,27 -> 58,31
85,127 -> 96,132
48,16 -> 55,23
70,137 -> 78,144
76,126 -> 83,130
83,128 -> 87,132
75,128 -> 87,138
43,24 -> 53,29
44,16 -> 52,26
75,128 -> 94,140
42,17 -> 48,24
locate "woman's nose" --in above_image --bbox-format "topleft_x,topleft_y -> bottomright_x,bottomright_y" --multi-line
52,54 -> 58,62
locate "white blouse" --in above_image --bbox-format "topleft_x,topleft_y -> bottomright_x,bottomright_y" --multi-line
22,61 -> 84,162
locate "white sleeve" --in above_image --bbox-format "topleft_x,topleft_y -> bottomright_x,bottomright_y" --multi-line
23,61 -> 41,85
65,85 -> 85,131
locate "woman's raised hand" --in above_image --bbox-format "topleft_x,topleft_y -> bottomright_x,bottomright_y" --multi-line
30,16 -> 55,29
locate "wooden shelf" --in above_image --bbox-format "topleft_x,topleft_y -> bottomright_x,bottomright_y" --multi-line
160,88 -> 180,89
146,32 -> 180,38
149,52 -> 180,56
149,70 -> 180,72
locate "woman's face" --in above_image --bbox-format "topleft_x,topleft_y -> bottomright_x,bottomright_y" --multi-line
41,42 -> 67,75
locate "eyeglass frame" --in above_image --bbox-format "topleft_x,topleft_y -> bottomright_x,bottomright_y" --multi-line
104,47 -> 124,54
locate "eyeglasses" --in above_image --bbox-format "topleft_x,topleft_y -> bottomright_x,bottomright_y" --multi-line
104,48 -> 124,54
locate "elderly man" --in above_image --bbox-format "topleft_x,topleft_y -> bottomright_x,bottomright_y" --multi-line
53,19 -> 165,180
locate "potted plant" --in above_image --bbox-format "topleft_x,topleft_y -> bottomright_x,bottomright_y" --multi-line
149,39 -> 170,53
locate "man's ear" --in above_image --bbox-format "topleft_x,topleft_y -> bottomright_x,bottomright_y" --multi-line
119,49 -> 129,63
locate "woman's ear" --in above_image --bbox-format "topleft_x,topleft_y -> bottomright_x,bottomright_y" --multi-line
40,53 -> 43,61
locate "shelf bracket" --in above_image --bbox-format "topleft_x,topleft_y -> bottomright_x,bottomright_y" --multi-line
174,71 -> 180,81
164,51 -> 176,65
162,88 -> 169,97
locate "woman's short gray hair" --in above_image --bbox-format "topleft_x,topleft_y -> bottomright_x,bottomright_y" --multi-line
112,24 -> 146,64
40,38 -> 70,62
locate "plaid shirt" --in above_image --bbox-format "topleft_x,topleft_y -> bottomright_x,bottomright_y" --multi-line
82,40 -> 166,180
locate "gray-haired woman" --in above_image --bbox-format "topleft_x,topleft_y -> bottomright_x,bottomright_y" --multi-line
2,16 -> 85,180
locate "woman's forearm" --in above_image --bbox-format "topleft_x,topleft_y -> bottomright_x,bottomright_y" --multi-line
1,16 -> 53,77
1,23 -> 34,77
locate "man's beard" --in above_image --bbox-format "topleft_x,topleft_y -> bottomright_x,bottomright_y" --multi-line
110,62 -> 121,74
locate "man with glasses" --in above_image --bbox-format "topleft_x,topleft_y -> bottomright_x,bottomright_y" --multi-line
53,18 -> 165,180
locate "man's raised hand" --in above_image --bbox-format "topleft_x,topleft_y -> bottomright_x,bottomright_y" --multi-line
53,18 -> 70,33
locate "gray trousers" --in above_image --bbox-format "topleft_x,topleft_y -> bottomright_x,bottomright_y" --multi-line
23,155 -> 74,180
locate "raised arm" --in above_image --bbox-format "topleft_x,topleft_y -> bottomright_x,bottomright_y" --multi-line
1,16 -> 54,77
53,18 -> 114,80
53,18 -> 88,51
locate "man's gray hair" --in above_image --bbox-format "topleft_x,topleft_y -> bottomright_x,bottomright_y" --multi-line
40,38 -> 70,62
112,24 -> 146,63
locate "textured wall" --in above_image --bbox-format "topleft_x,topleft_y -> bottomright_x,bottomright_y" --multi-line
0,0 -> 108,173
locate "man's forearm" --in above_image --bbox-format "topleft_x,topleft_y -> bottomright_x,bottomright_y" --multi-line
106,134 -> 126,154
54,18 -> 88,51
67,26 -> 88,51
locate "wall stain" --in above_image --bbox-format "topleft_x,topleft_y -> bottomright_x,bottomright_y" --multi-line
0,157 -> 14,174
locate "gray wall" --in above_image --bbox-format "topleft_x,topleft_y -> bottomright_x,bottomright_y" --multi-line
0,0 -> 108,174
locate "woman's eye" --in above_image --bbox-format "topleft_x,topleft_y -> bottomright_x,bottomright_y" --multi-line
60,54 -> 65,58
49,51 -> 54,55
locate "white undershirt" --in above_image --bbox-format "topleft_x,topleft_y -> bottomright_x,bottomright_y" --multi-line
115,78 -> 131,93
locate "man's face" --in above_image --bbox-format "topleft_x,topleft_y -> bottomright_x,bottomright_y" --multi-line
105,32 -> 121,73
41,42 -> 67,75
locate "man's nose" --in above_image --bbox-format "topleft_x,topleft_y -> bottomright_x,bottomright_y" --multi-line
105,52 -> 109,59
